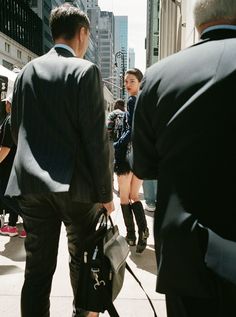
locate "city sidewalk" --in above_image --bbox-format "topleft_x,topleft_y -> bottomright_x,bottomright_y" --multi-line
0,176 -> 167,317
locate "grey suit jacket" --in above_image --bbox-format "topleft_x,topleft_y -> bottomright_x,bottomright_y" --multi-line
6,47 -> 112,203
132,28 -> 236,296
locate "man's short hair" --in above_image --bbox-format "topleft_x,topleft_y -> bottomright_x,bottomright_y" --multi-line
49,3 -> 90,41
114,99 -> 125,111
194,0 -> 236,28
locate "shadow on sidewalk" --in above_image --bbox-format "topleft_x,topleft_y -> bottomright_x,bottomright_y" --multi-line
0,264 -> 23,275
0,236 -> 26,262
129,247 -> 157,275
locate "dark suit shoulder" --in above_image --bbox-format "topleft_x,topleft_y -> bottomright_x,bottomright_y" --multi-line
147,34 -> 236,75
20,50 -> 98,83
144,35 -> 236,91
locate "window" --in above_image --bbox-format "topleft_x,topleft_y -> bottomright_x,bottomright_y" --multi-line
17,50 -> 22,59
153,47 -> 158,56
28,56 -> 32,62
5,43 -> 10,53
2,59 -> 13,70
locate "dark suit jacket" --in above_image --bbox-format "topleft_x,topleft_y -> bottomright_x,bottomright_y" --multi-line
6,47 -> 112,203
132,28 -> 236,296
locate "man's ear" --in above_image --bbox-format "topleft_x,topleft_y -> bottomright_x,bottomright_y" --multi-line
77,27 -> 88,43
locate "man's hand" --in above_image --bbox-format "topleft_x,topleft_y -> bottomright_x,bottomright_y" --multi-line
102,201 -> 115,215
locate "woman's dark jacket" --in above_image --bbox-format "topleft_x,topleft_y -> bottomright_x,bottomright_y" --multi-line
113,96 -> 136,175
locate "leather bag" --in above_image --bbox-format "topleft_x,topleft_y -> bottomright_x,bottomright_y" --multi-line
76,209 -> 129,316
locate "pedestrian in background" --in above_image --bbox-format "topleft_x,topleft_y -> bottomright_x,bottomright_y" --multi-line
114,68 -> 149,254
132,0 -> 236,316
0,94 -> 25,237
6,4 -> 113,317
143,180 -> 157,212
107,98 -> 125,174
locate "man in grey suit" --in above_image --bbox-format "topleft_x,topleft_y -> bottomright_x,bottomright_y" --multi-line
6,4 -> 113,317
132,0 -> 236,316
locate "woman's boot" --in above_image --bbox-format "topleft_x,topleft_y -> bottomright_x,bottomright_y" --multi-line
131,201 -> 149,253
121,204 -> 136,246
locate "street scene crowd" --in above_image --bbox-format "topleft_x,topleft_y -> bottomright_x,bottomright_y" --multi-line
0,0 -> 236,316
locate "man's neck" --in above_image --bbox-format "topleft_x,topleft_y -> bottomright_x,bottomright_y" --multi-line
198,20 -> 236,35
54,39 -> 83,58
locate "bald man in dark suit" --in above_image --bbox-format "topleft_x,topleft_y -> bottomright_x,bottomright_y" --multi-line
132,0 -> 236,316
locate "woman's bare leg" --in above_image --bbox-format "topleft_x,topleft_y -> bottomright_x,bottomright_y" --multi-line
129,174 -> 143,202
117,173 -> 132,205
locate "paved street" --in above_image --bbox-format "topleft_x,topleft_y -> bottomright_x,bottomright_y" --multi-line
0,176 -> 167,317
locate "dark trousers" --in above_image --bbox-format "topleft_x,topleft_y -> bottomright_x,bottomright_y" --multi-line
166,276 -> 236,317
18,192 -> 99,317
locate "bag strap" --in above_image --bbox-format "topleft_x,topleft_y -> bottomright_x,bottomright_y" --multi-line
104,263 -> 158,317
106,298 -> 120,317
98,210 -> 157,317
101,286 -> 120,317
126,263 -> 158,317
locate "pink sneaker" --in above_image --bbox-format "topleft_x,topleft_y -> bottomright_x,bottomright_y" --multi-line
19,229 -> 27,238
0,225 -> 18,237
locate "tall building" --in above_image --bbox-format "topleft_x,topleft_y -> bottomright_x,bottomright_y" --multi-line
0,0 -> 42,69
31,0 -> 99,63
99,11 -> 115,90
128,48 -> 135,69
86,0 -> 99,41
85,0 -> 97,8
86,0 -> 101,67
62,1 -> 100,63
146,0 -> 159,67
114,16 -> 128,99
114,16 -> 128,68
30,0 -> 63,53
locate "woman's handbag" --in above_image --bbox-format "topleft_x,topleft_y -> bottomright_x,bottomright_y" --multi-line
76,209 -> 129,316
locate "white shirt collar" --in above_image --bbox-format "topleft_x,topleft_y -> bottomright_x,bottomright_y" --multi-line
54,44 -> 76,56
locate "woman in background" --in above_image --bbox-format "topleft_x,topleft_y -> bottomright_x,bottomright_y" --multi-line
0,95 -> 26,238
114,68 -> 149,254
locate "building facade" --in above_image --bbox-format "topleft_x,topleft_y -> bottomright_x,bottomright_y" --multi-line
114,16 -> 128,100
86,0 -> 101,67
0,0 -> 42,69
0,31 -> 38,70
128,47 -> 135,69
158,0 -> 198,60
146,0 -> 159,67
99,11 -> 115,90
30,0 -> 65,53
114,16 -> 128,69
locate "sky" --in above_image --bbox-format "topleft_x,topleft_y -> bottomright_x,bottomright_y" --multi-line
98,0 -> 147,73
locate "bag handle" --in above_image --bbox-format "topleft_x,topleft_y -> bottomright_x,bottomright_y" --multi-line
97,207 -> 115,229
